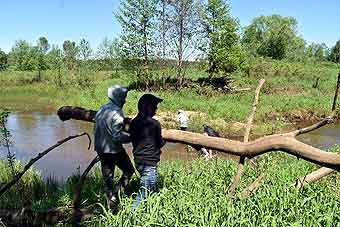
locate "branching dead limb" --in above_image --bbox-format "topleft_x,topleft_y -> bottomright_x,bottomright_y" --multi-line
240,174 -> 265,198
73,156 -> 100,227
290,73 -> 340,187
0,132 -> 91,197
294,167 -> 335,189
56,110 -> 340,170
228,79 -> 265,196
56,75 -> 340,170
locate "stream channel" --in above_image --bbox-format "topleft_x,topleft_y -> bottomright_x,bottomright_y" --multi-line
1,100 -> 339,182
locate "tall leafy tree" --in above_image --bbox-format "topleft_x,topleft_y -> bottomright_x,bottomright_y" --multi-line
78,38 -> 92,61
62,40 -> 78,71
306,43 -> 328,61
167,0 -> 200,81
36,37 -> 50,81
156,0 -> 172,62
242,15 -> 305,60
116,0 -> 159,68
201,0 -> 243,77
329,40 -> 340,63
0,49 -> 7,71
97,37 -> 121,70
8,40 -> 37,71
46,45 -> 62,70
37,37 -> 50,54
47,45 -> 63,86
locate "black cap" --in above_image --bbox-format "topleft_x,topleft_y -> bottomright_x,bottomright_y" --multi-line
138,94 -> 163,112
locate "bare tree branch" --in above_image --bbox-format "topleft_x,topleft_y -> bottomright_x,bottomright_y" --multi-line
240,174 -> 265,198
288,73 -> 340,137
73,156 -> 100,227
228,79 -> 265,195
0,132 -> 91,197
293,167 -> 336,189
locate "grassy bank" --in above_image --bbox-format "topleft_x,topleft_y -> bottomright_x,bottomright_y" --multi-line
0,152 -> 339,226
1,59 -> 340,135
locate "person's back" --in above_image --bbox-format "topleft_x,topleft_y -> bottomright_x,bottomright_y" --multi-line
94,102 -> 127,154
129,94 -> 164,211
93,85 -> 134,210
129,115 -> 163,166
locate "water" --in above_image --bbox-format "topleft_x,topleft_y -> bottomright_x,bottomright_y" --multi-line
1,105 -> 339,181
297,123 -> 340,150
0,112 -> 197,181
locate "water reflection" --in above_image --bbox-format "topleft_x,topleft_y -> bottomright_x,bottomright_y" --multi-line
0,112 -> 97,181
2,112 -> 338,181
297,123 -> 340,150
0,112 -> 198,181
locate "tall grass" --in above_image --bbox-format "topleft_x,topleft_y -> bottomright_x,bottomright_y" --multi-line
85,153 -> 339,227
1,153 -> 339,226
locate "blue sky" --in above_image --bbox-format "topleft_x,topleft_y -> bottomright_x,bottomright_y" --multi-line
0,0 -> 339,53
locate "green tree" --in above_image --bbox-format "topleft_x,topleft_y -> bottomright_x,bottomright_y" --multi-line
97,37 -> 121,70
37,37 -> 50,54
78,38 -> 92,61
35,37 -> 50,81
0,49 -> 7,71
116,0 -> 159,68
46,45 -> 62,70
62,40 -> 78,71
306,43 -> 328,61
8,40 -> 37,70
329,40 -> 340,63
46,45 -> 63,86
155,0 -> 172,62
242,15 -> 305,60
168,0 -> 201,82
201,0 -> 243,77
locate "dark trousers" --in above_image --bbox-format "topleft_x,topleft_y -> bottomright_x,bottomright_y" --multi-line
98,151 -> 135,201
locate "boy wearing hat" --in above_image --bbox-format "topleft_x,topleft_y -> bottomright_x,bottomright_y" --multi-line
129,94 -> 165,209
94,85 -> 135,209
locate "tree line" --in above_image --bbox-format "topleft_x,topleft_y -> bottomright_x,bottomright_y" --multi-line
0,0 -> 339,80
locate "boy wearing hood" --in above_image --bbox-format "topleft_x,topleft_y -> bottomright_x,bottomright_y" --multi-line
94,85 -> 134,208
129,94 -> 165,209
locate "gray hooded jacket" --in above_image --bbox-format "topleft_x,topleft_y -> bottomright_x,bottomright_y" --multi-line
94,86 -> 130,154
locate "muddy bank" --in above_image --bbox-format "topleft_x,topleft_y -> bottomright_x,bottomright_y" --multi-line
154,109 -> 336,138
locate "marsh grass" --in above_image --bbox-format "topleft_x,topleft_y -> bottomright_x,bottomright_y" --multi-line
87,154 -> 339,227
0,150 -> 339,226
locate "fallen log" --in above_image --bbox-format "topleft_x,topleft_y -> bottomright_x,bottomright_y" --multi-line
294,167 -> 335,189
57,106 -> 96,122
57,108 -> 340,170
56,74 -> 340,171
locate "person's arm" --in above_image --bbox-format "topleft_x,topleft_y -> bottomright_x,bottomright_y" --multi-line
155,121 -> 165,148
111,112 -> 131,143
